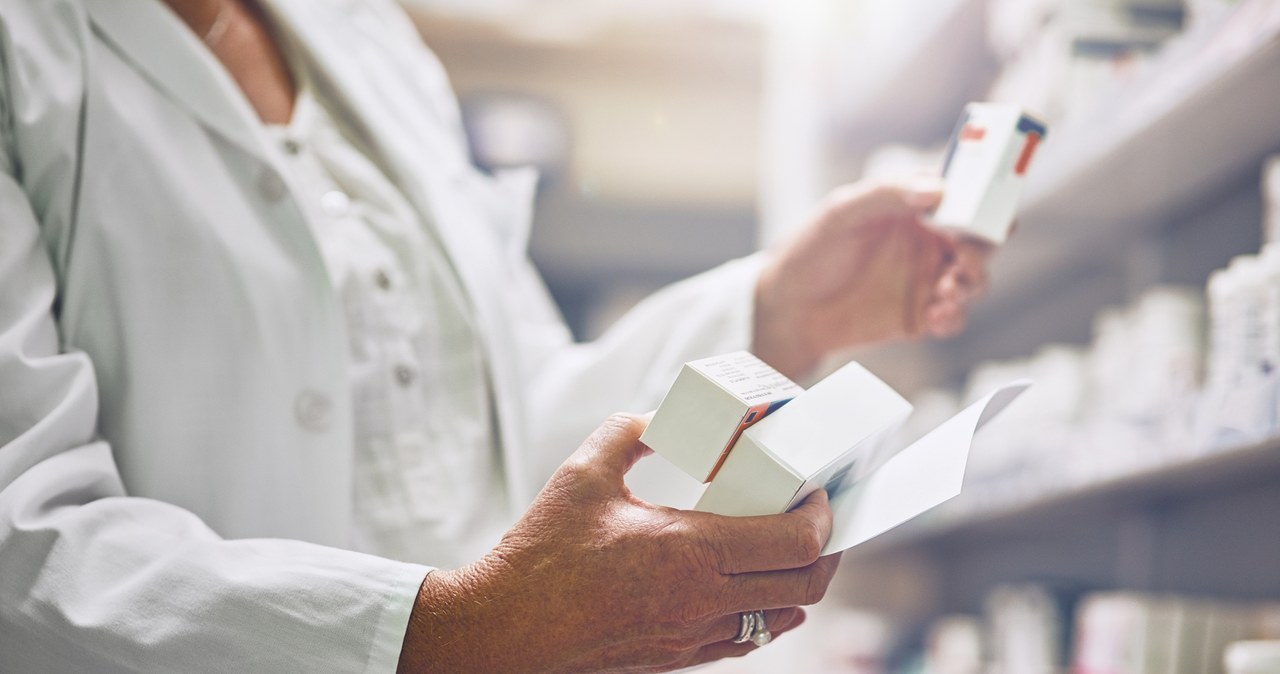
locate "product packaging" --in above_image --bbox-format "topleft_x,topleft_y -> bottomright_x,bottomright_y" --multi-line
639,351 -> 801,483
694,361 -> 911,517
645,353 -> 1029,554
932,102 -> 1049,244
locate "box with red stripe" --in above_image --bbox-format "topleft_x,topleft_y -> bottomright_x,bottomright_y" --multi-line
932,103 -> 1049,244
641,351 -> 802,483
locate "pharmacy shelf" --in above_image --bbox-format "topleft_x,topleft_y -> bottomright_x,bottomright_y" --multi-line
832,0 -> 994,149
850,435 -> 1280,558
977,0 -> 1280,321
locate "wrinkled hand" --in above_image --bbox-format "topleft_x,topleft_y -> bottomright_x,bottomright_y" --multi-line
753,180 -> 994,379
397,414 -> 841,673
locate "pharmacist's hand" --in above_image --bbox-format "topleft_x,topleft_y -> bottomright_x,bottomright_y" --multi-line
397,414 -> 841,674
753,180 -> 994,379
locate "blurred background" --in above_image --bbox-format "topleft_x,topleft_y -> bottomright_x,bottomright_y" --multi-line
401,0 -> 1280,671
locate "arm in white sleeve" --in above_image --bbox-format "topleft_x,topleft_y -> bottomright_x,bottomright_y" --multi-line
0,126 -> 428,674
513,249 -> 768,489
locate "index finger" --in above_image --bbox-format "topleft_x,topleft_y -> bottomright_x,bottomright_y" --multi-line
951,237 -> 993,301
694,489 -> 834,574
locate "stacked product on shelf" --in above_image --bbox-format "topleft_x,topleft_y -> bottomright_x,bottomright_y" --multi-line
1224,641 -> 1280,674
914,587 -> 1280,674
986,0 -> 1187,125
940,284 -> 1203,513
1073,593 -> 1280,674
921,616 -> 984,674
900,156 -> 1280,522
1199,248 -> 1280,447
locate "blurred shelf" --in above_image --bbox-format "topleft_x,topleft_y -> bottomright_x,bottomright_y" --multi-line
850,435 -> 1280,558
832,0 -> 996,149
980,0 -> 1280,320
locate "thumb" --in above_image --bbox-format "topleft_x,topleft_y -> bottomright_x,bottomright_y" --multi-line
570,413 -> 654,481
831,179 -> 944,225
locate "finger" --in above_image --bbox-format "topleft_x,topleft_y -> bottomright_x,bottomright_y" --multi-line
828,181 -> 944,227
704,607 -> 804,646
907,224 -> 955,337
952,239 -> 994,299
562,413 -> 652,482
924,300 -> 966,338
722,553 -> 843,613
696,489 -> 833,574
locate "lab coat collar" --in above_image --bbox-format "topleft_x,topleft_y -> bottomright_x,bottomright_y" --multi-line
261,0 -> 472,179
81,0 -> 273,164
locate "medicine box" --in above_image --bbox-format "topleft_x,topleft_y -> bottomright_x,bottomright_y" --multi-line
694,361 -> 911,517
640,351 -> 802,483
932,102 -> 1049,244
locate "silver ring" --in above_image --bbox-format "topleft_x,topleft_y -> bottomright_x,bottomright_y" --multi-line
732,611 -> 756,644
750,610 -> 772,646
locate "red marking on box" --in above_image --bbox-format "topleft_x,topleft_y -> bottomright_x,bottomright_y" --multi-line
707,402 -> 776,482
960,125 -> 987,142
1014,132 -> 1042,176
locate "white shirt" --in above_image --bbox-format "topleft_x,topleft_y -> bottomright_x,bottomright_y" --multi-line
266,87 -> 509,568
0,2 -> 766,670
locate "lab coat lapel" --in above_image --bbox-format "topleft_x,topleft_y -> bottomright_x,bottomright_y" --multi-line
80,0 -> 272,163
267,0 -> 538,508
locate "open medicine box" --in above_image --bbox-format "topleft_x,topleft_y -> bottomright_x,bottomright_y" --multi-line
932,102 -> 1049,245
695,362 -> 910,517
639,351 -> 802,483
643,354 -> 1029,553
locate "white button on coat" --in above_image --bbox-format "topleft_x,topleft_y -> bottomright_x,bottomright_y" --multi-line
320,189 -> 351,218
294,389 -> 334,432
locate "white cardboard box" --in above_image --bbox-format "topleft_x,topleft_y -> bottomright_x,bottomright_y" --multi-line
640,351 -> 802,483
932,102 -> 1049,244
644,352 -> 1029,553
697,372 -> 1029,555
695,361 -> 911,517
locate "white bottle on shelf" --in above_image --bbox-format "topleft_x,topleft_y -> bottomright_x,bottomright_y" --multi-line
1261,244 -> 1280,433
1225,641 -> 1280,674
1212,255 -> 1271,441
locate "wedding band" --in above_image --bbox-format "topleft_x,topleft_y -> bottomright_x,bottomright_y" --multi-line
732,610 -> 773,646
732,611 -> 757,644
749,610 -> 772,646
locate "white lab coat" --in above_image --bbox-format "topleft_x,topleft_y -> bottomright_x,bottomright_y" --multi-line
0,0 -> 762,671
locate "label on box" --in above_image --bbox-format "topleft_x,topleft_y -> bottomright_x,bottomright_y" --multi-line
692,352 -> 799,403
693,353 -> 800,480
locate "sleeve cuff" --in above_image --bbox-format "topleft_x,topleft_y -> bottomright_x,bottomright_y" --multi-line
363,564 -> 435,674
694,251 -> 769,358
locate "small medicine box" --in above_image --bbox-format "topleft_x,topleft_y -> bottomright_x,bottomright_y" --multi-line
932,102 -> 1049,244
640,351 -> 802,483
694,361 -> 911,517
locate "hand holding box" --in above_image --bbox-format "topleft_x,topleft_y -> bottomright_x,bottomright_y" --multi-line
932,102 -> 1049,244
643,352 -> 1031,554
